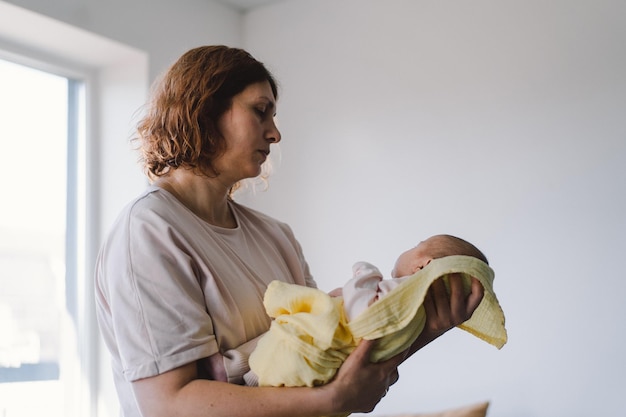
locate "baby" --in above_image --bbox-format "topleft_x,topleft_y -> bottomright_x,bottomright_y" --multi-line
342,234 -> 488,321
247,233 -> 505,388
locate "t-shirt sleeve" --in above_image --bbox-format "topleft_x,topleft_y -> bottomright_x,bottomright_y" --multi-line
99,207 -> 219,382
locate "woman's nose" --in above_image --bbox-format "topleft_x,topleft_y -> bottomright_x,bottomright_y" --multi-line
267,120 -> 282,143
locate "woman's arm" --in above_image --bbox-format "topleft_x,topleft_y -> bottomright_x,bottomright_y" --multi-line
132,339 -> 402,417
132,274 -> 482,417
403,273 -> 485,359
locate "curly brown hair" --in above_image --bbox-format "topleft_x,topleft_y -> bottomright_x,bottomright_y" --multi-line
135,45 -> 278,179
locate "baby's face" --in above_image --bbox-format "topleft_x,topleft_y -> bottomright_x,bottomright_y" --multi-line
391,239 -> 435,278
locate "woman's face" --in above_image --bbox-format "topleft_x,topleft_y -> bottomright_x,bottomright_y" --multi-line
214,80 -> 281,184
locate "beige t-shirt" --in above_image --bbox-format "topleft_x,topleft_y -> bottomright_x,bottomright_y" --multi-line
95,186 -> 315,416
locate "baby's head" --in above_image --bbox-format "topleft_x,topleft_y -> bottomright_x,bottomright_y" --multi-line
391,234 -> 488,278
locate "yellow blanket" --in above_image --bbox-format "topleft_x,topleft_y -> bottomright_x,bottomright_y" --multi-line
249,255 -> 507,388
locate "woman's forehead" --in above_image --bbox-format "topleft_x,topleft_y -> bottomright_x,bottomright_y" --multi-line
240,80 -> 276,101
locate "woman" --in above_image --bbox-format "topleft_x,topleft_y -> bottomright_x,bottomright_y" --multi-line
95,45 -> 484,417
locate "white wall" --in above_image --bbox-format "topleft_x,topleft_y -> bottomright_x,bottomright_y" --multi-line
238,1 -> 626,416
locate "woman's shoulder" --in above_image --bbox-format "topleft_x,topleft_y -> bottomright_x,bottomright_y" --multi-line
106,186 -> 190,234
121,185 -> 187,217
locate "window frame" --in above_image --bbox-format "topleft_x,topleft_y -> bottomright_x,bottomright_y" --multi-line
0,47 -> 95,417
0,55 -> 83,388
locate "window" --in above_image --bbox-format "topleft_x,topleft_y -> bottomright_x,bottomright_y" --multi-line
0,57 -> 85,417
0,4 -> 149,416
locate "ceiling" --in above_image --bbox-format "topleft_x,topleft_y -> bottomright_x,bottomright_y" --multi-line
215,0 -> 286,12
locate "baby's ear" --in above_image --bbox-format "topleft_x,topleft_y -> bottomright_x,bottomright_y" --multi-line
413,258 -> 432,273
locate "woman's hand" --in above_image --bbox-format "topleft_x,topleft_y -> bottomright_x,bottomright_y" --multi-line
405,274 -> 484,358
323,339 -> 405,414
423,273 -> 484,336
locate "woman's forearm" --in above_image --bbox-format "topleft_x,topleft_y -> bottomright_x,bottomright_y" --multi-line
132,362 -> 336,417
175,379 -> 334,417
132,339 -> 397,417
402,328 -> 442,363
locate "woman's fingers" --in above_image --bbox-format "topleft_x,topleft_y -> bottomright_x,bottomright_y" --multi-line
388,368 -> 399,386
330,338 -> 401,413
465,277 -> 484,317
349,338 -> 376,365
427,276 -> 450,316
448,273 -> 468,320
423,274 -> 485,333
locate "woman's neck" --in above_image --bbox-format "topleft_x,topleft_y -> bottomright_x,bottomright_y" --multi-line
153,169 -> 237,228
